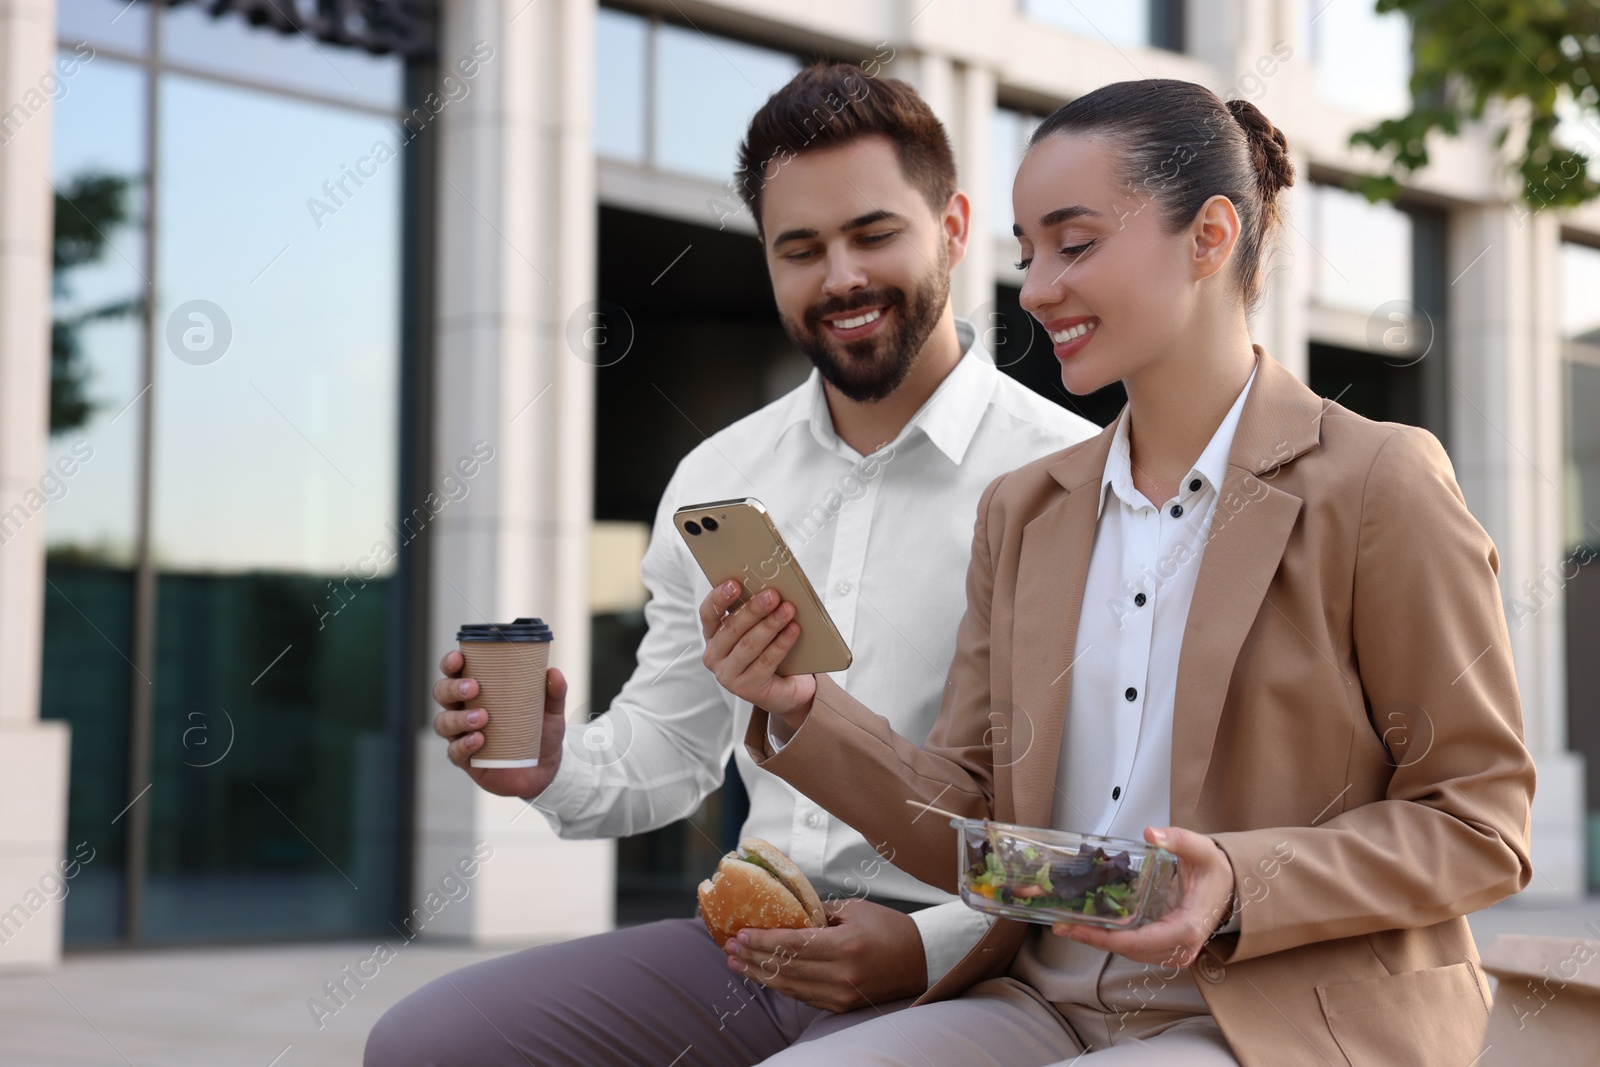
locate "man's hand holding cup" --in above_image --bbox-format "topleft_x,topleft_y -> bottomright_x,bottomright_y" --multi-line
432,647 -> 567,801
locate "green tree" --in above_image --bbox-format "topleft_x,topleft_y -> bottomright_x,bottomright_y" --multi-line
52,170 -> 142,435
1351,0 -> 1600,209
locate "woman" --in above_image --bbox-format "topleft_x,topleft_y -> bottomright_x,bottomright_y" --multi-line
698,79 -> 1534,1066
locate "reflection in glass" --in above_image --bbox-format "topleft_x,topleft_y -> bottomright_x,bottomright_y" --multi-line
138,72 -> 404,940
154,74 -> 400,574
595,6 -> 647,163
57,0 -> 150,55
1309,0 -> 1410,116
1020,0 -> 1150,48
1561,242 -> 1600,345
653,23 -> 798,181
39,52 -> 149,945
160,3 -> 403,110
1307,183 -> 1412,314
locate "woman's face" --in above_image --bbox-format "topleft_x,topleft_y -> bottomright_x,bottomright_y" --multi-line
1012,133 -> 1202,396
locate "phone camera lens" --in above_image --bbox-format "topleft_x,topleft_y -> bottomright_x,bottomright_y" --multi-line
701,517 -> 719,532
684,521 -> 702,536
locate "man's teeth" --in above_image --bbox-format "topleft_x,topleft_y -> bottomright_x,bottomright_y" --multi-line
832,309 -> 882,330
1050,320 -> 1097,344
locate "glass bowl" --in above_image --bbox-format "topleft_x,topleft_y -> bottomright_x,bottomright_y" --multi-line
954,818 -> 1181,929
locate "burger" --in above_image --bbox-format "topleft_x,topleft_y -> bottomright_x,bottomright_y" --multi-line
697,837 -> 827,945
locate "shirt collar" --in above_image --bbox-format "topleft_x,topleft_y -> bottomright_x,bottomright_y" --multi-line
775,316 -> 997,465
1098,362 -> 1259,519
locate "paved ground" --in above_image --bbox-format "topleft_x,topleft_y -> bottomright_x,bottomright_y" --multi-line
3,896 -> 1597,1067
0,938 -> 524,1067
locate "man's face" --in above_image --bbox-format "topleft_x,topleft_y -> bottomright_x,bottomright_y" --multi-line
759,136 -> 955,403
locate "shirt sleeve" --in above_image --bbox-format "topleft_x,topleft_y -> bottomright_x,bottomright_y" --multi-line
529,462 -> 734,839
907,899 -> 994,986
765,716 -> 796,752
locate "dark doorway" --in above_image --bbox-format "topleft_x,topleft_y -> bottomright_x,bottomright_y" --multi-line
590,205 -> 808,924
1307,342 -> 1432,429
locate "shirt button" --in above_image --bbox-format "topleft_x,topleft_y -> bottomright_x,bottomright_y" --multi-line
835,580 -> 851,595
1170,504 -> 1183,518
1189,478 -> 1202,492
805,812 -> 821,828
1133,593 -> 1147,607
1112,786 -> 1122,800
1197,954 -> 1226,983
1125,687 -> 1137,701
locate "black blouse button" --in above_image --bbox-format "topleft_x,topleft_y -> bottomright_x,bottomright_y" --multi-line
1170,504 -> 1183,518
1125,687 -> 1137,701
1112,786 -> 1122,800
1189,478 -> 1202,492
1134,592 -> 1147,607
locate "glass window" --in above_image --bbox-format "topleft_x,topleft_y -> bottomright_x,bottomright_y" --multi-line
1561,241 -> 1600,346
1569,362 -> 1600,546
40,50 -> 150,945
160,3 -> 403,110
1565,361 -> 1600,894
44,4 -> 410,946
653,22 -> 798,181
1020,0 -> 1151,49
57,0 -> 150,55
992,108 -> 1044,238
595,6 -> 647,163
136,72 -> 404,939
1308,0 -> 1410,116
1307,182 -> 1413,313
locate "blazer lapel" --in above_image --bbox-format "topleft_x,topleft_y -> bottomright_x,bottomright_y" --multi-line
1169,350 -> 1325,828
1167,471 -> 1302,827
1010,431 -> 1112,830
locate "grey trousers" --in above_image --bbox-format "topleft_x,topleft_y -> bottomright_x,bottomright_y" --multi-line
756,977 -> 1239,1066
363,917 -> 912,1067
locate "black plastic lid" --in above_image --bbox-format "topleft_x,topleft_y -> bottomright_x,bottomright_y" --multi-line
457,616 -> 553,642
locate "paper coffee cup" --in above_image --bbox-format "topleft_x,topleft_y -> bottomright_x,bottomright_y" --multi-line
457,617 -> 553,768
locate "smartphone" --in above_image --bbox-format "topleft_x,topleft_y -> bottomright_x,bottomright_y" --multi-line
673,498 -> 852,676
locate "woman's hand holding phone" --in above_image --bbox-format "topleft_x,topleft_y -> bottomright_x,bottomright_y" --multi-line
699,580 -> 816,731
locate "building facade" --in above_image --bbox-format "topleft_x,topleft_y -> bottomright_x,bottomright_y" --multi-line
1,0 -> 1595,968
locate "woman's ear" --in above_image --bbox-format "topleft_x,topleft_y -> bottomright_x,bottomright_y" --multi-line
1190,194 -> 1241,284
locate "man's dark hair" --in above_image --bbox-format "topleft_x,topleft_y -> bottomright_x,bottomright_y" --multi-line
735,62 -> 957,234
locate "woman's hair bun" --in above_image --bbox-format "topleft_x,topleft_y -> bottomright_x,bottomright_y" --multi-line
1226,98 -> 1294,201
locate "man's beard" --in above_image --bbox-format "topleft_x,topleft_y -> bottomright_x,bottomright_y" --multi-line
779,249 -> 950,403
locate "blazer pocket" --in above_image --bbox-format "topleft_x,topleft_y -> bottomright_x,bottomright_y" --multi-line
1317,961 -> 1491,1067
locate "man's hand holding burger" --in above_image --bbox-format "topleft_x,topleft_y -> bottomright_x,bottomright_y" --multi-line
698,581 -> 815,735
726,897 -> 927,1012
700,838 -> 928,1013
431,650 -> 568,800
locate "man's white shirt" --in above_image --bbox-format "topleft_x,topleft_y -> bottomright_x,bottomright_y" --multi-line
532,318 -> 1098,984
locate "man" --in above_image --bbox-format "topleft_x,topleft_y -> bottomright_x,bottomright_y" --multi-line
365,62 -> 1097,1067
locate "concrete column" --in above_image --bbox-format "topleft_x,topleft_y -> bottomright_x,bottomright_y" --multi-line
910,49 -> 955,130
951,61 -> 995,328
0,0 -> 72,970
417,0 -> 611,942
1450,204 -> 1585,901
1260,148 -> 1311,381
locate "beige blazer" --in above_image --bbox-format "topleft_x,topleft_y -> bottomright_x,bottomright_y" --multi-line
747,347 -> 1535,1067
